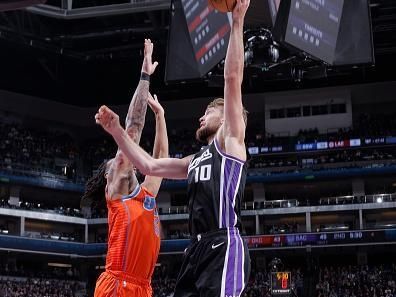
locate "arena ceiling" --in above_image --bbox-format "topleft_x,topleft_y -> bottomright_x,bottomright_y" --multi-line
0,0 -> 395,107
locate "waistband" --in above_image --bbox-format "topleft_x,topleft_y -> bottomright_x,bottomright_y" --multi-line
106,270 -> 151,287
191,227 -> 240,242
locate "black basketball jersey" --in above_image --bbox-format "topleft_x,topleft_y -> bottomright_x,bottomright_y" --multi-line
187,139 -> 247,236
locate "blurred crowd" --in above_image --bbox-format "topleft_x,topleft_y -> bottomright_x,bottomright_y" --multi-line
152,278 -> 177,297
150,267 -> 304,297
151,264 -> 396,297
0,122 -> 79,179
250,149 -> 395,170
1,258 -> 395,297
0,199 -> 83,218
0,261 -> 86,297
247,113 -> 396,148
316,264 -> 396,297
0,278 -> 84,297
1,113 -> 396,185
24,231 -> 83,242
166,229 -> 190,240
0,262 -> 80,280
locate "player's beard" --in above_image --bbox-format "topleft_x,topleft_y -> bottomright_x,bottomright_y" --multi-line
196,125 -> 217,143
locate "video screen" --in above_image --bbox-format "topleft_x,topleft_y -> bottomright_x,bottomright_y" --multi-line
181,0 -> 230,75
166,0 -> 231,81
284,0 -> 344,64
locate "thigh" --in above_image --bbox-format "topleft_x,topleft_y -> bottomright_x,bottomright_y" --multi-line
174,269 -> 199,297
197,231 -> 250,297
94,272 -> 118,297
173,244 -> 199,297
195,237 -> 227,297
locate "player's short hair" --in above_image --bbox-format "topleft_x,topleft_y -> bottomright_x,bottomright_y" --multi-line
207,98 -> 248,126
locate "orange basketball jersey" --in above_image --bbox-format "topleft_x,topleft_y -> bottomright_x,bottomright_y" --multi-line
104,184 -> 160,280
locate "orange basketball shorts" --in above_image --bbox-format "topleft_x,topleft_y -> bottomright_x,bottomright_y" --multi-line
94,271 -> 152,297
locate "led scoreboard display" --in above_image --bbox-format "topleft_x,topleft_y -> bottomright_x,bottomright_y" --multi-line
245,229 -> 396,249
273,0 -> 373,65
180,0 -> 230,76
165,0 -> 231,82
271,272 -> 291,296
285,0 -> 344,64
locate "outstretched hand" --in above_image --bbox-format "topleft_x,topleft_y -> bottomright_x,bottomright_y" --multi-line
95,105 -> 122,136
232,0 -> 250,23
148,93 -> 164,116
141,39 -> 159,75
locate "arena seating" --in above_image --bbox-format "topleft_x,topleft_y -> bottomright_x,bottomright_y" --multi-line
1,113 -> 396,184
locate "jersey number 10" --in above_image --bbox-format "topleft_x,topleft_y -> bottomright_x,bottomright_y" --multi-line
193,165 -> 212,183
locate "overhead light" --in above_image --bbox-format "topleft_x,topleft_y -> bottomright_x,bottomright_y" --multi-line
384,224 -> 395,228
48,263 -> 72,268
95,265 -> 105,270
376,197 -> 383,203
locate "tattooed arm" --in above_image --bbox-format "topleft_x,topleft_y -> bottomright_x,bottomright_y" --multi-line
125,39 -> 159,144
125,80 -> 149,144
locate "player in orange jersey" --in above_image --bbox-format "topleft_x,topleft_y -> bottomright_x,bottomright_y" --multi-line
81,39 -> 168,297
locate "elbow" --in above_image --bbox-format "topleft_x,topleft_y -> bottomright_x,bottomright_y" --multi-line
140,160 -> 154,176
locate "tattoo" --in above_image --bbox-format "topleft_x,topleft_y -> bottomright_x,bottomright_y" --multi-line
125,80 -> 149,144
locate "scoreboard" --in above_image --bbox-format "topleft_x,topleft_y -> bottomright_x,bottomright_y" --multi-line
166,0 -> 231,82
180,0 -> 230,76
273,0 -> 373,65
271,272 -> 292,296
284,0 -> 344,64
245,229 -> 396,249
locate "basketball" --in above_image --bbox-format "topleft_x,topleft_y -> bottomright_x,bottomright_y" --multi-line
208,0 -> 236,12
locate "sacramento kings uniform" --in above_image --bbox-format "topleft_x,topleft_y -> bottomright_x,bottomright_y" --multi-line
173,139 -> 250,297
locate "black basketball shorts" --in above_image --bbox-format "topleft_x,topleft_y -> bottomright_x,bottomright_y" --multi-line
173,227 -> 251,297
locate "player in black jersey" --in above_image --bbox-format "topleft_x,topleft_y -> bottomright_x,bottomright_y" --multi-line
95,0 -> 251,296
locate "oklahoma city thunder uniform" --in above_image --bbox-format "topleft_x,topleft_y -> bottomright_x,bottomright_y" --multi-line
174,139 -> 250,297
94,184 -> 160,297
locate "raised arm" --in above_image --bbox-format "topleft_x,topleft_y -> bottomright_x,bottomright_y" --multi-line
148,93 -> 168,159
96,105 -> 190,180
142,94 -> 169,196
221,0 -> 250,161
125,39 -> 158,143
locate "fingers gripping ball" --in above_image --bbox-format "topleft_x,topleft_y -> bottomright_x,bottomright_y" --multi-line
208,0 -> 236,12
